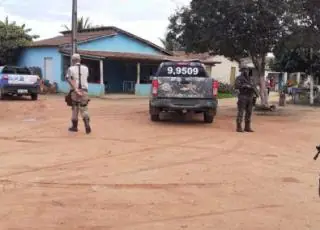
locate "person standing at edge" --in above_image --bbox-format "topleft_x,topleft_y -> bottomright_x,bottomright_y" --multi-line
235,64 -> 259,133
65,53 -> 91,134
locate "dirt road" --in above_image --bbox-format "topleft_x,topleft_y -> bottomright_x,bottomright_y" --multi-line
0,95 -> 319,229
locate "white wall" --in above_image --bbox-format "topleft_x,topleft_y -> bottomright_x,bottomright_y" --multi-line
206,55 -> 239,84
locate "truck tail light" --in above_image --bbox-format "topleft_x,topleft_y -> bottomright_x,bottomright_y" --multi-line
213,80 -> 219,96
152,79 -> 159,96
2,75 -> 8,80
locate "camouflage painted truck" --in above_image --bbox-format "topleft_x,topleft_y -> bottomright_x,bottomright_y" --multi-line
149,60 -> 219,123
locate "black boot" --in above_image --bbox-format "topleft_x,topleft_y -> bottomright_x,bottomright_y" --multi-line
69,120 -> 78,132
244,121 -> 254,132
83,117 -> 91,134
236,121 -> 243,132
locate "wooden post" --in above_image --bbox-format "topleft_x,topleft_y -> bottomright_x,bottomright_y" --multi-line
70,0 -> 77,63
310,75 -> 314,105
100,59 -> 103,84
283,72 -> 288,85
137,62 -> 140,84
297,72 -> 301,85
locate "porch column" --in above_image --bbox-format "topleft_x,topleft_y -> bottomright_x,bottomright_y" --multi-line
136,62 -> 140,84
283,72 -> 288,84
100,59 -> 104,84
296,72 -> 301,84
310,75 -> 314,105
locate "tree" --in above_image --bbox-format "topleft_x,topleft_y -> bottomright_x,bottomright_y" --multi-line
63,16 -> 97,31
159,32 -> 184,51
0,16 -> 38,65
165,0 -> 295,106
159,12 -> 188,51
270,0 -> 320,74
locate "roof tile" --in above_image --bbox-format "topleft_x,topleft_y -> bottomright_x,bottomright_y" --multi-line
29,29 -> 117,47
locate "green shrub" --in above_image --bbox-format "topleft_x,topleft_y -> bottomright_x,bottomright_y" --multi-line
218,92 -> 234,99
218,81 -> 235,94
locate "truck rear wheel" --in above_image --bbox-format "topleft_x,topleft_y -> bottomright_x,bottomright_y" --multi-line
0,89 -> 5,100
31,93 -> 38,101
204,110 -> 214,123
149,105 -> 160,122
151,114 -> 160,121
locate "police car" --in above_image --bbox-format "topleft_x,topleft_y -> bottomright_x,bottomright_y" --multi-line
149,59 -> 219,123
0,65 -> 40,100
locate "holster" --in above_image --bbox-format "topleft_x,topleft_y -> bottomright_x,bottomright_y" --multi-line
65,90 -> 73,107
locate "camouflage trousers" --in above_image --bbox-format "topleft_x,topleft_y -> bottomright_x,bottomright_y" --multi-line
71,90 -> 90,121
236,94 -> 254,123
71,103 -> 89,120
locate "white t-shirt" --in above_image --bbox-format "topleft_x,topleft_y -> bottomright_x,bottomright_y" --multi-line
65,63 -> 89,90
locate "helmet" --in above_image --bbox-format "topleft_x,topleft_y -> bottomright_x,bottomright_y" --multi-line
239,63 -> 249,70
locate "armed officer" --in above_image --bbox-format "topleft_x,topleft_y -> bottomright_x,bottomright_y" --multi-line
235,64 -> 259,132
65,53 -> 91,134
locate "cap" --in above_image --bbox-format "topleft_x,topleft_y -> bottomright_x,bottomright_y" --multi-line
71,53 -> 81,61
239,63 -> 249,70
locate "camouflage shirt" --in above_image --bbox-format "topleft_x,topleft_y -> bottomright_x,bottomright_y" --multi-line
235,73 -> 259,97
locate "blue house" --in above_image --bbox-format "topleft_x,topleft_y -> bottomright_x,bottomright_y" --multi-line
17,26 -> 175,96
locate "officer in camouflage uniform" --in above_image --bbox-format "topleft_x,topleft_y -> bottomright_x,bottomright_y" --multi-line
65,53 -> 91,134
235,64 -> 259,132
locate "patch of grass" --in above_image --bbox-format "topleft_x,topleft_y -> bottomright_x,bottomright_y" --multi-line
218,93 -> 235,99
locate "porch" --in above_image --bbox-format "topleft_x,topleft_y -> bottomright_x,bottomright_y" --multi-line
59,50 -> 165,96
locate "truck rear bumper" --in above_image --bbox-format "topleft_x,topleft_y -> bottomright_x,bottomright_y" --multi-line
150,98 -> 218,112
1,84 -> 40,95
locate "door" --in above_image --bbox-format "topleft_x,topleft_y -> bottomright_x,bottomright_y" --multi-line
44,57 -> 53,82
230,67 -> 236,85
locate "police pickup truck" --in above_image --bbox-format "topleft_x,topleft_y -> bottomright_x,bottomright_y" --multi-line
0,65 -> 40,100
149,60 -> 219,123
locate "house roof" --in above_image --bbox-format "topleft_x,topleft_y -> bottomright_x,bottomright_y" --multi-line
29,26 -> 172,55
60,49 -> 220,65
29,30 -> 117,47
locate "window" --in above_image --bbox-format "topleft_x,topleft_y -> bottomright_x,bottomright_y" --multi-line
61,56 -> 71,81
16,67 -> 32,75
2,66 -> 31,74
61,55 -> 101,83
140,63 -> 158,84
82,58 -> 100,84
2,66 -> 15,74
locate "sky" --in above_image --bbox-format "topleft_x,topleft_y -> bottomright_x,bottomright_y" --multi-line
0,0 -> 191,47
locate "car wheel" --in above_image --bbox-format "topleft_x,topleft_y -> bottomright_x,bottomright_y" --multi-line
149,105 -> 160,122
0,89 -> 5,100
204,110 -> 214,123
150,114 -> 160,121
31,94 -> 38,101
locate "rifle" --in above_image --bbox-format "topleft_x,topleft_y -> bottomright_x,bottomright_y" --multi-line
238,75 -> 260,98
313,145 -> 320,197
314,145 -> 320,160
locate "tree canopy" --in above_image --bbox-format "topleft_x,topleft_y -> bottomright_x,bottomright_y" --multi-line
164,0 -> 296,105
270,0 -> 320,74
0,17 -> 38,65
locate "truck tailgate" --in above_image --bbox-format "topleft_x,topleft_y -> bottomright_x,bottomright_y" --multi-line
7,74 -> 38,85
157,77 -> 213,98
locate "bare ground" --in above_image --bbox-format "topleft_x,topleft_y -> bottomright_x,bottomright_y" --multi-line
0,95 -> 319,230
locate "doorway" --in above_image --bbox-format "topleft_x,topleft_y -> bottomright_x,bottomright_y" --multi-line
44,57 -> 53,82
